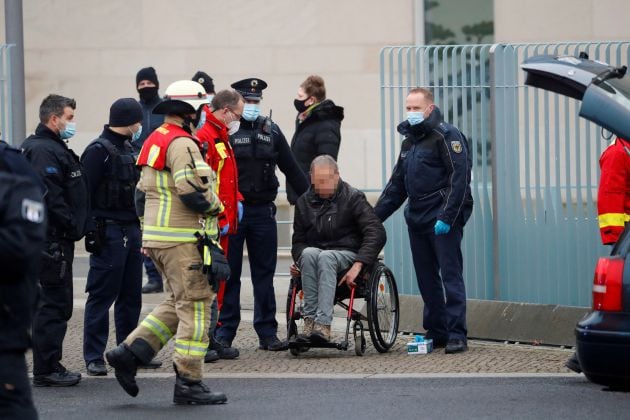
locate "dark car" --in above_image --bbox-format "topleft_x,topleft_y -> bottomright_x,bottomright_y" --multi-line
522,54 -> 630,387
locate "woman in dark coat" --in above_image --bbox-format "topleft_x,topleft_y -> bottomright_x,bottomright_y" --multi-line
287,75 -> 344,204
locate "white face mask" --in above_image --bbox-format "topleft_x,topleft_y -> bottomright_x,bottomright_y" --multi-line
228,120 -> 240,135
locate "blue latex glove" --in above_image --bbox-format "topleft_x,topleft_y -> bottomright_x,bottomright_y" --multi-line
237,201 -> 244,222
220,223 -> 230,237
434,220 -> 451,235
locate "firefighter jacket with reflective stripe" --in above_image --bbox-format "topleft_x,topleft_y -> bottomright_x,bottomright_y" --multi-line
597,137 -> 630,245
196,106 -> 242,235
136,119 -> 223,248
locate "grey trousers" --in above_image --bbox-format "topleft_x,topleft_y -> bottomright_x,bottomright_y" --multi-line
298,247 -> 357,325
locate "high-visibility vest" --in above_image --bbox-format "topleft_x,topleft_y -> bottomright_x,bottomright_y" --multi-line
137,123 -> 196,169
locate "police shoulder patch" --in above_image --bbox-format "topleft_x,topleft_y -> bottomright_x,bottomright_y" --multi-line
45,166 -> 58,174
450,141 -> 462,154
22,198 -> 44,223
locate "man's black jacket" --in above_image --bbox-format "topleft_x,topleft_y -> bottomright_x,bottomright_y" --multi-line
292,180 -> 386,266
21,123 -> 89,240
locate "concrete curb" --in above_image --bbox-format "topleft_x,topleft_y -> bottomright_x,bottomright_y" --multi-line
398,295 -> 590,347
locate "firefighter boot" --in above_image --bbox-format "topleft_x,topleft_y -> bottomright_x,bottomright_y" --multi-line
173,364 -> 227,405
106,338 -> 155,397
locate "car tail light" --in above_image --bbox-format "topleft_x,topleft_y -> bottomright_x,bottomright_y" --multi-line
592,256 -> 624,311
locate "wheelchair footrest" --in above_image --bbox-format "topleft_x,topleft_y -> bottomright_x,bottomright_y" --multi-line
288,339 -> 349,351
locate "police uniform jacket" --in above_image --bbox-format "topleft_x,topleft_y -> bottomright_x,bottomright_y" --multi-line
21,123 -> 89,241
292,180 -> 386,266
287,99 -> 344,204
133,96 -> 165,150
81,126 -> 139,231
0,142 -> 46,352
231,116 -> 309,204
374,107 -> 473,234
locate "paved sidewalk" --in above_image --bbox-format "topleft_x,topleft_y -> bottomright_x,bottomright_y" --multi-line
25,299 -> 574,377
27,249 -> 575,377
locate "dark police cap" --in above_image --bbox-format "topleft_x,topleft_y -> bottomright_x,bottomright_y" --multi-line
230,78 -> 267,100
192,71 -> 215,94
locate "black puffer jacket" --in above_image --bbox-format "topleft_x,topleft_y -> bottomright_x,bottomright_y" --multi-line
287,99 -> 344,204
292,180 -> 386,266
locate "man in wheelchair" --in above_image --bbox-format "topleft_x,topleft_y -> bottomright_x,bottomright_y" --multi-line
290,155 -> 386,343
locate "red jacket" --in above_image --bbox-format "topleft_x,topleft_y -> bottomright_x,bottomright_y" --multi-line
597,137 -> 630,245
196,105 -> 242,235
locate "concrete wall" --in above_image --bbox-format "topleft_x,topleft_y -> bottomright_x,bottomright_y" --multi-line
9,0 -> 415,192
494,0 -> 630,43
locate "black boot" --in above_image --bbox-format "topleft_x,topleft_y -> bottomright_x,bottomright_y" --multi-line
141,281 -> 163,294
105,344 -> 139,397
210,336 -> 239,359
173,366 -> 227,405
106,338 -> 155,397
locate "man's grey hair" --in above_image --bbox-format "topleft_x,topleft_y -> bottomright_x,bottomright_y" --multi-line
211,89 -> 243,111
310,154 -> 339,173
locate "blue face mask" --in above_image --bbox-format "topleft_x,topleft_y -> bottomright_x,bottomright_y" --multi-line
131,125 -> 142,142
242,103 -> 260,122
407,111 -> 424,126
196,111 -> 206,130
59,121 -> 76,139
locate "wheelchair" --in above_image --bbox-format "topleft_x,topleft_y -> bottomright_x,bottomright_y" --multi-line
286,261 -> 400,356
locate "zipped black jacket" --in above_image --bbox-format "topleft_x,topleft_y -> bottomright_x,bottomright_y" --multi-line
21,123 -> 89,240
292,180 -> 386,266
287,99 -> 344,204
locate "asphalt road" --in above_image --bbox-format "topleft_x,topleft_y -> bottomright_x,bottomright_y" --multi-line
33,375 -> 630,420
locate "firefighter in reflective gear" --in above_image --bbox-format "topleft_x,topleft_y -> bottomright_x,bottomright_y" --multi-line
105,80 -> 227,405
0,140 -> 46,420
597,137 -> 630,245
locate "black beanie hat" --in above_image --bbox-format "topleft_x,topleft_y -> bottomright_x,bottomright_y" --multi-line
109,98 -> 144,127
136,67 -> 159,89
192,71 -> 215,94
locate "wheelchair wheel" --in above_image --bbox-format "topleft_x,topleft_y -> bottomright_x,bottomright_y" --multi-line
353,321 -> 366,356
367,263 -> 399,353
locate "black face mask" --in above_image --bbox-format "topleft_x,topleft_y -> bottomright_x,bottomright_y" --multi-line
138,86 -> 159,103
294,98 -> 309,113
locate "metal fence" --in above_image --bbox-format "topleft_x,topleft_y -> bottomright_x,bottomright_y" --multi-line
380,42 -> 630,307
0,44 -> 13,143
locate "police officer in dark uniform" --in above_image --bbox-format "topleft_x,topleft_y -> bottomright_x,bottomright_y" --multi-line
134,66 -> 166,294
375,87 -> 473,354
80,98 -> 145,376
216,78 -> 309,351
0,139 -> 46,420
21,94 -> 89,386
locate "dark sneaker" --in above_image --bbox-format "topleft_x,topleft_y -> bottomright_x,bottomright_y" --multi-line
565,353 -> 582,373
259,335 -> 289,351
204,349 -> 219,363
86,360 -> 107,376
444,339 -> 468,354
141,281 -> 163,294
105,344 -> 139,397
210,337 -> 239,359
33,367 -> 81,387
173,375 -> 227,405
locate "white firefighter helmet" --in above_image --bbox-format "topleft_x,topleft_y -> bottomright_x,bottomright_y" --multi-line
153,80 -> 209,115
